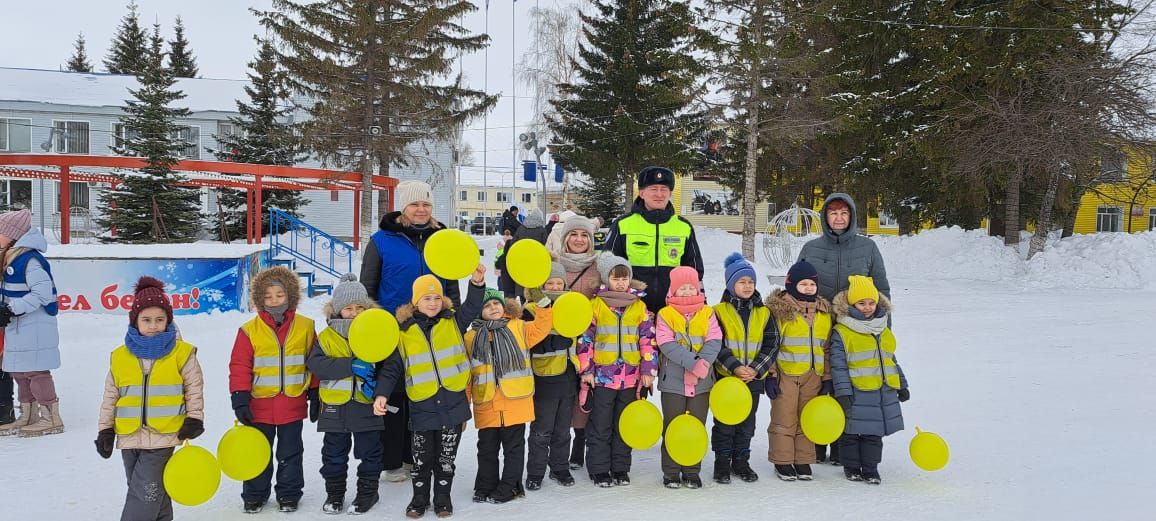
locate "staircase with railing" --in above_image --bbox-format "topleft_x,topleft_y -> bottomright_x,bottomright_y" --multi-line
266,208 -> 355,296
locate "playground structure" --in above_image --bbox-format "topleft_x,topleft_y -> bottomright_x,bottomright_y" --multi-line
762,206 -> 824,268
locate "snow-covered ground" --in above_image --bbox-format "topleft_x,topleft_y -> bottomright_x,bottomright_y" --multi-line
2,228 -> 1151,520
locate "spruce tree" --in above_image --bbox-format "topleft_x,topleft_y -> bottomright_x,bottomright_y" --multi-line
572,175 -> 625,225
256,0 -> 499,245
104,1 -> 149,75
98,39 -> 203,243
548,0 -> 710,213
168,16 -> 199,78
210,39 -> 307,242
65,32 -> 93,72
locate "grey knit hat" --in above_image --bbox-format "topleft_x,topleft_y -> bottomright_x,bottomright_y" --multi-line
331,273 -> 375,316
561,216 -> 596,242
548,261 -> 566,282
596,252 -> 631,284
523,208 -> 546,228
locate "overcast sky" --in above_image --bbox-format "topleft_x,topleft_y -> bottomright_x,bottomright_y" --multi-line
0,0 -> 574,185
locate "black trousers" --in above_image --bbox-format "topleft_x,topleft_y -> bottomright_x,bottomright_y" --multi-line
711,383 -> 762,458
380,389 -> 413,470
244,421 -> 305,503
412,426 -> 462,482
0,370 -> 12,407
526,394 -> 575,478
475,424 -> 526,496
321,430 -> 385,481
585,387 -> 635,475
839,434 -> 883,471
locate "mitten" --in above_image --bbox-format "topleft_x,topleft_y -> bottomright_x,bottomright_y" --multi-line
177,417 -> 204,440
691,359 -> 710,379
764,377 -> 780,400
819,380 -> 834,396
351,359 -> 376,382
231,391 -> 254,426
95,428 -> 115,459
683,371 -> 699,387
836,395 -> 852,410
897,388 -> 910,402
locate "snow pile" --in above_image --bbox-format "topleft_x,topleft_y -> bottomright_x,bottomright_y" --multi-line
874,227 -> 1027,285
1022,230 -> 1156,290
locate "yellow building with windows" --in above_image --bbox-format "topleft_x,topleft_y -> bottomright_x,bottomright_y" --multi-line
1072,148 -> 1156,234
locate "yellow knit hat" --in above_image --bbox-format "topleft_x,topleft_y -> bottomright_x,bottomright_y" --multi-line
411,274 -> 444,306
846,275 -> 879,304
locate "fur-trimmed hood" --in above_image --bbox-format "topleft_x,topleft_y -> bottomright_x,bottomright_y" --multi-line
765,288 -> 831,322
323,299 -> 382,320
831,290 -> 892,318
251,265 -> 301,311
395,295 -> 456,324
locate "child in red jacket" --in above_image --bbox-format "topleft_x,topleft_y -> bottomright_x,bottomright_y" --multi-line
229,266 -> 320,514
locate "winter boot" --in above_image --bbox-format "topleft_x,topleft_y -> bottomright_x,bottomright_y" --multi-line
682,474 -> 703,489
731,454 -> 759,483
277,499 -> 298,512
843,467 -> 864,482
592,472 -> 613,488
19,402 -> 63,437
0,402 -> 34,436
0,402 -> 14,427
612,471 -> 630,486
243,501 -> 264,514
663,475 -> 681,489
548,470 -> 575,487
862,467 -> 881,485
322,478 -> 346,514
525,476 -> 543,491
774,464 -> 797,482
828,442 -> 841,466
569,428 -> 585,470
713,454 -> 732,484
406,475 -> 432,518
433,475 -> 454,518
794,464 -> 813,481
386,467 -> 410,482
349,475 -> 380,514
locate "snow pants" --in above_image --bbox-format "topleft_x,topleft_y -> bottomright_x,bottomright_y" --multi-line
121,447 -> 174,521
769,371 -> 821,465
526,393 -> 575,479
711,379 -> 762,459
475,424 -> 526,498
661,392 -> 710,477
244,421 -> 304,504
585,386 -> 635,475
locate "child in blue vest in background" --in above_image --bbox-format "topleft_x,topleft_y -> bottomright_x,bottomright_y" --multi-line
828,275 -> 910,485
95,276 -> 205,521
0,210 -> 64,437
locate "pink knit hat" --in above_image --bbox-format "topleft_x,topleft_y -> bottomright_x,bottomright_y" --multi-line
667,266 -> 701,297
0,210 -> 32,242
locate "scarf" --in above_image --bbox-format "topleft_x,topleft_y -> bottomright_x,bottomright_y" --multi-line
836,311 -> 888,335
328,318 -> 353,339
125,323 -> 178,360
667,294 -> 705,316
266,303 -> 289,325
469,319 -> 526,378
558,250 -> 597,273
783,293 -> 822,325
597,289 -> 638,309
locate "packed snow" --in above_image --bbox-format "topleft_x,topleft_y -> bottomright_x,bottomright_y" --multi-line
1,227 -> 1150,520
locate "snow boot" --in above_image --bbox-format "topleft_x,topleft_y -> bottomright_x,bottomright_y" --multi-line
862,467 -> 881,485
731,454 -> 759,483
406,475 -> 432,518
592,472 -> 613,488
386,467 -> 410,482
682,474 -> 703,489
19,402 -> 63,437
568,429 -> 585,470
433,475 -> 454,518
844,467 -> 863,482
0,402 -> 13,427
794,464 -> 813,481
612,471 -> 630,486
525,476 -> 543,491
349,475 -> 380,514
663,475 -> 681,489
774,464 -> 797,482
242,501 -> 264,514
277,499 -> 298,512
0,402 -> 34,436
713,454 -> 731,484
322,477 -> 345,514
548,470 -> 575,487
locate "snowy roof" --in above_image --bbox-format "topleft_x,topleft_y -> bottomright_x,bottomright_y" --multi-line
0,67 -> 246,113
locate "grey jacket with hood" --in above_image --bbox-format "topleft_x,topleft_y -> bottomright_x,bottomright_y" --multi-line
0,227 -> 60,373
796,193 -> 890,302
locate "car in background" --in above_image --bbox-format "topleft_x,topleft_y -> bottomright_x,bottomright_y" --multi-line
470,216 -> 498,235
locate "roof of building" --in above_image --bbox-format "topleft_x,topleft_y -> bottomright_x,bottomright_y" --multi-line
0,67 -> 247,113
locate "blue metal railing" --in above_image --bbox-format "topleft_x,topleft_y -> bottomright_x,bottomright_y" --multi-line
267,208 -> 353,279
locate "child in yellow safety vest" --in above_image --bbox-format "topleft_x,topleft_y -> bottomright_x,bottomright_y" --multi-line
828,275 -> 909,485
577,253 -> 656,488
765,260 -> 832,482
374,268 -> 485,518
305,273 -> 387,514
522,262 -> 581,490
710,253 -> 779,485
95,276 -> 205,521
228,265 -> 319,514
464,271 -> 554,504
655,266 -> 723,490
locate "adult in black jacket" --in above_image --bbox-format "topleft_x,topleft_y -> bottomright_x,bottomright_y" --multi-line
508,208 -> 548,300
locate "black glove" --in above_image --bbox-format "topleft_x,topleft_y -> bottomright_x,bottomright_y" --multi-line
897,388 -> 910,402
231,391 -> 254,426
308,388 -> 320,423
0,305 -> 13,328
95,428 -> 115,459
177,417 -> 204,441
764,377 -> 780,400
819,380 -> 834,396
836,395 -> 852,410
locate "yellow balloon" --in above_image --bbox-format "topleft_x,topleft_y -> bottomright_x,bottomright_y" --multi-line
217,423 -> 272,481
163,443 -> 221,506
910,427 -> 950,471
423,229 -> 480,280
800,395 -> 846,445
349,309 -> 400,363
709,377 -> 753,425
664,413 -> 708,467
618,400 -> 663,450
507,240 -> 552,288
551,292 -> 593,338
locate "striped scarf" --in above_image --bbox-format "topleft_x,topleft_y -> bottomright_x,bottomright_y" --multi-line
469,319 -> 526,378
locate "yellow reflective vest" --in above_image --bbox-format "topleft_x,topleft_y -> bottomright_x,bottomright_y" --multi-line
713,303 -> 770,377
243,315 -> 314,398
398,318 -> 470,402
467,322 -> 535,403
591,298 -> 648,366
777,312 -> 832,377
616,213 -> 693,268
111,340 -> 195,435
835,324 -> 900,391
657,306 -> 713,354
316,328 -> 372,405
525,303 -> 578,377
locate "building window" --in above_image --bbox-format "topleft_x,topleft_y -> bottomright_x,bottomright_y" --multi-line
521,193 -> 532,203
477,191 -> 487,202
330,190 -> 339,202
459,190 -> 467,201
54,181 -> 91,211
497,192 -> 511,203
475,211 -> 486,219
173,126 -> 200,159
1101,151 -> 1127,181
217,121 -> 240,139
53,121 -> 90,154
112,123 -> 138,154
1096,206 -> 1122,232
767,202 -> 777,216
0,180 -> 32,211
878,210 -> 898,228
0,118 -> 32,152
1149,208 -> 1156,232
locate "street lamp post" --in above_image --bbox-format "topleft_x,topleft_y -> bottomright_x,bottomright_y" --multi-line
518,132 -> 549,215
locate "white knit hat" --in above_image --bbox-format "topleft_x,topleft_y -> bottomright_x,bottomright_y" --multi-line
396,180 -> 433,209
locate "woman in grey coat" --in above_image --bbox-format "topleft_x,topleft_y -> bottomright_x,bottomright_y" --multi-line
0,210 -> 63,437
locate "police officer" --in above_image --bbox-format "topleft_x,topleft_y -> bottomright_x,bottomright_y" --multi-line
601,166 -> 705,313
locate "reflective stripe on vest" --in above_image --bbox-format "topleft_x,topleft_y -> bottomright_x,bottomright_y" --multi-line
834,324 -> 900,391
591,298 -> 647,366
657,306 -> 713,354
1,249 -> 59,315
616,213 -> 692,268
243,315 -> 314,398
398,318 -> 470,402
468,321 -> 535,403
525,303 -> 579,377
316,328 -> 372,405
713,303 -> 769,377
111,341 -> 194,435
777,312 -> 832,376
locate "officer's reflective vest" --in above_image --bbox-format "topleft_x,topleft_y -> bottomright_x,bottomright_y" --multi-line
616,213 -> 692,268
